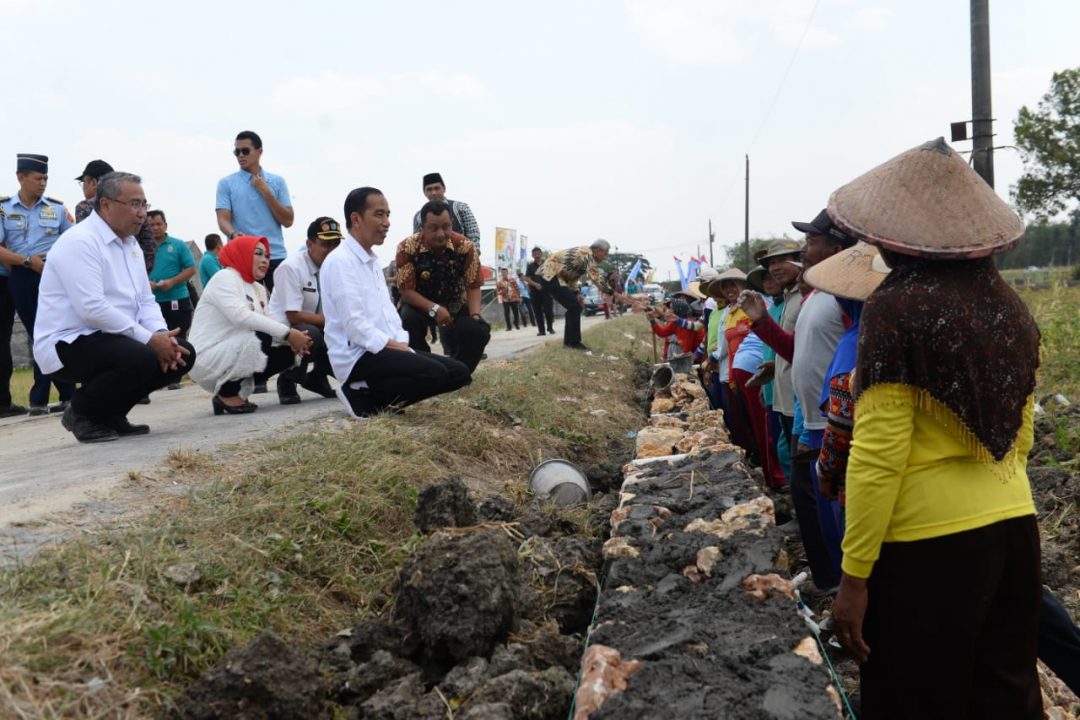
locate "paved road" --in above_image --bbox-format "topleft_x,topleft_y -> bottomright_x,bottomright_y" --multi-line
0,317 -> 604,533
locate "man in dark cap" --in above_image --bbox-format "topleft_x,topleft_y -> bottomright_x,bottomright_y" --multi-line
266,216 -> 343,404
0,154 -> 76,416
411,173 -> 480,254
75,160 -> 114,223
397,200 -> 490,372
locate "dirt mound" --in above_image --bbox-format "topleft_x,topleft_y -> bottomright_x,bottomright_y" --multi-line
171,632 -> 325,720
394,527 -> 520,666
413,476 -> 478,532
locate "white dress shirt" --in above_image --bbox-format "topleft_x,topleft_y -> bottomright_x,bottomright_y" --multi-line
321,235 -> 407,382
34,211 -> 166,375
267,249 -> 321,326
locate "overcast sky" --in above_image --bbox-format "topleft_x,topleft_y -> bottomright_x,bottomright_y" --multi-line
1,0 -> 1076,281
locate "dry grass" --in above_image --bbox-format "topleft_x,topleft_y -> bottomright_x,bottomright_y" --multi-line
0,316 -> 651,718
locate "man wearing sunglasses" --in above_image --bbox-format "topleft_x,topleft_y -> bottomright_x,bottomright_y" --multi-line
215,130 -> 294,291
266,217 -> 341,404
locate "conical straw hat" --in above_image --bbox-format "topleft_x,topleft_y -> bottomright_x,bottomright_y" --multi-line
803,241 -> 890,301
827,137 -> 1024,259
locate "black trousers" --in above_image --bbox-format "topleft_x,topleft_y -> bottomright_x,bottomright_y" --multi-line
158,297 -> 193,339
219,332 -> 296,397
1039,587 -> 1080,696
9,266 -> 75,406
54,332 -> 196,421
0,276 -> 14,407
532,289 -> 555,332
861,515 -> 1042,720
345,346 -> 470,413
502,301 -> 521,330
549,284 -> 581,345
519,297 -> 536,326
289,323 -> 333,382
401,305 -> 490,374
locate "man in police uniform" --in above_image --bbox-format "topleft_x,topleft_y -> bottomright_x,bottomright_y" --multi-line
0,154 -> 76,415
266,216 -> 341,404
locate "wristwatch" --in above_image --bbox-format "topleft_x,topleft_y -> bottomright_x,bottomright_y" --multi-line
428,304 -> 440,318
22,255 -> 31,269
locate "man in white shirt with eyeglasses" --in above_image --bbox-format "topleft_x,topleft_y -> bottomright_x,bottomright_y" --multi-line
320,186 -> 470,418
34,171 -> 194,443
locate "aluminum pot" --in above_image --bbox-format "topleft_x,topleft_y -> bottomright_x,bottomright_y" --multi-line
528,459 -> 592,506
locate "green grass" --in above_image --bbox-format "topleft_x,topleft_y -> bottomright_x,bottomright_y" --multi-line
9,368 -> 58,406
0,317 -> 651,718
1018,282 -> 1080,400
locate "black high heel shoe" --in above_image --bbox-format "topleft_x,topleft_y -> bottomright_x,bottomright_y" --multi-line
212,395 -> 258,416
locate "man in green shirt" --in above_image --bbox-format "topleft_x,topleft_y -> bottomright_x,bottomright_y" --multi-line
147,210 -> 195,342
198,233 -> 224,289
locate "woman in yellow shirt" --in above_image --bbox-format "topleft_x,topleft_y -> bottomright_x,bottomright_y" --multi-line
828,139 -> 1043,719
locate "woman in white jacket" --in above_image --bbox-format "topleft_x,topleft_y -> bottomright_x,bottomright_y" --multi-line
189,235 -> 312,415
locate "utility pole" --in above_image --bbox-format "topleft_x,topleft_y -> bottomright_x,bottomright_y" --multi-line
708,219 -> 715,267
744,155 -> 751,270
970,0 -> 994,187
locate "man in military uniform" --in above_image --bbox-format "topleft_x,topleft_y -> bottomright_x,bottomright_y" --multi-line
0,154 -> 77,415
396,199 -> 490,373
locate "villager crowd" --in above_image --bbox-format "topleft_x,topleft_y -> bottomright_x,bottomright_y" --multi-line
1,132 -> 1077,718
645,139 -> 1079,718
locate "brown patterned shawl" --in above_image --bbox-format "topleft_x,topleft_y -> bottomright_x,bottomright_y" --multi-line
855,253 -> 1040,461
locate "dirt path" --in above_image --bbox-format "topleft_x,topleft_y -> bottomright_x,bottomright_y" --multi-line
0,318 -> 606,549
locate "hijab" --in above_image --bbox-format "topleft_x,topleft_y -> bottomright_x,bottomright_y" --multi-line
218,235 -> 270,284
855,253 -> 1040,461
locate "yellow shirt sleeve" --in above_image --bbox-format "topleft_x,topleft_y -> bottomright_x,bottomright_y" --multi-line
841,384 -> 1036,579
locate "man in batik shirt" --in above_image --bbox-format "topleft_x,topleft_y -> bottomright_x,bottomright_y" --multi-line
539,239 -> 633,350
395,200 -> 490,373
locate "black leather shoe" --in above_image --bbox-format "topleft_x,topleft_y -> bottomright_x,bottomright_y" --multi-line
300,374 -> 336,399
49,400 -> 70,414
277,376 -> 301,405
536,331 -> 546,336
212,396 -> 258,415
103,415 -> 151,436
252,382 -> 268,394
61,405 -> 119,443
565,342 -> 591,351
136,396 -> 151,405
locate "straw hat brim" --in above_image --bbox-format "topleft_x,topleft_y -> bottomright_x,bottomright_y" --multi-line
827,137 -> 1024,260
802,241 -> 890,301
746,266 -> 768,293
673,282 -> 705,300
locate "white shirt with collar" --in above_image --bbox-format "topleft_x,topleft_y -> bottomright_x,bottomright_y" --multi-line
320,235 -> 408,381
267,249 -> 321,326
34,211 -> 166,375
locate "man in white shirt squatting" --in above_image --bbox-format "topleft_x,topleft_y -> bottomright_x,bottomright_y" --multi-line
34,172 -> 194,443
321,187 -> 470,418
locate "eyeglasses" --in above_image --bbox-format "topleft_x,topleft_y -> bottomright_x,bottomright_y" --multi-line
107,197 -> 150,210
233,147 -> 254,157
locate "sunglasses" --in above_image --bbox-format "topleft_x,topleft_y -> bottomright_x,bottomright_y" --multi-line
233,147 -> 255,157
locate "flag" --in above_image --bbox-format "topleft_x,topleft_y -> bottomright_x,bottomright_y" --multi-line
686,257 -> 700,283
626,258 -> 643,284
674,257 -> 688,290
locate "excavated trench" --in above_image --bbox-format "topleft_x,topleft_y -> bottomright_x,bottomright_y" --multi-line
171,368 -> 842,719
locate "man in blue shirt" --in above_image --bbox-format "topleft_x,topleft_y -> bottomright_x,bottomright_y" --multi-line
198,233 -> 223,289
0,154 -> 76,415
215,130 -> 293,292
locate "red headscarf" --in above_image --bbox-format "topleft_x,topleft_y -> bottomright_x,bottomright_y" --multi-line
218,235 -> 270,284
